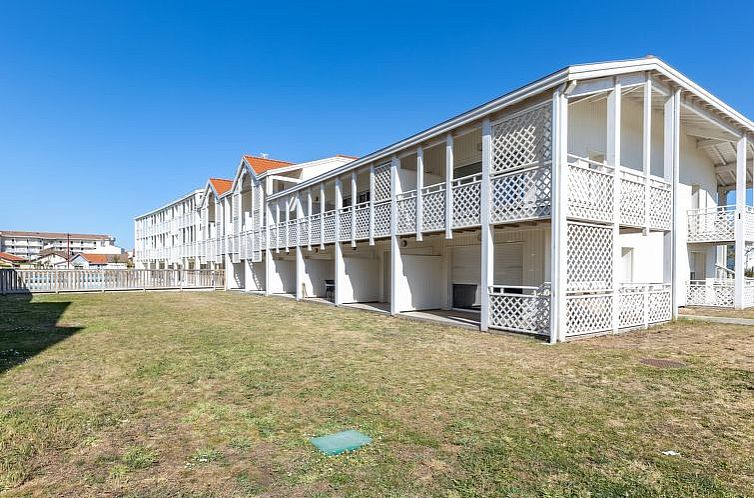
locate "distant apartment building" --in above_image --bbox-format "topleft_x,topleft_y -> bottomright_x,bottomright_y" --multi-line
0,230 -> 117,260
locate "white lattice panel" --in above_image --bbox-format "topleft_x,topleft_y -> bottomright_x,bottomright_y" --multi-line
567,163 -> 613,223
745,282 -> 754,308
686,282 -> 734,308
452,179 -> 481,228
288,221 -> 299,247
422,189 -> 445,231
489,291 -> 550,335
491,104 -> 552,175
374,164 -> 391,201
687,207 -> 735,242
566,294 -> 613,336
299,219 -> 310,246
310,214 -> 322,245
490,167 -> 551,223
397,196 -> 416,234
323,213 -> 336,243
649,184 -> 671,230
355,206 -> 370,239
745,207 -> 754,241
648,288 -> 672,322
618,289 -> 644,328
374,201 -> 391,237
339,210 -> 352,241
620,178 -> 645,227
567,223 -> 613,291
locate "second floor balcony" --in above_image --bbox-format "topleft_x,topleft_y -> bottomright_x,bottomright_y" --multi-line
687,205 -> 754,243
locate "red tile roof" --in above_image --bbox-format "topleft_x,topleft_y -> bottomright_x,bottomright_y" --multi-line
209,178 -> 233,196
242,156 -> 294,175
0,252 -> 25,262
80,253 -> 109,265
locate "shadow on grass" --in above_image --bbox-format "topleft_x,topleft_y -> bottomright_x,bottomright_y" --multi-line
0,293 -> 83,375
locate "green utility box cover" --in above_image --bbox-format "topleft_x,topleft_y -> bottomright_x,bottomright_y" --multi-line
310,429 -> 372,455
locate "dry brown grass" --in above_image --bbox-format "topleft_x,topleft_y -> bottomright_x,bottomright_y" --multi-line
1,291 -> 752,497
679,306 -> 754,320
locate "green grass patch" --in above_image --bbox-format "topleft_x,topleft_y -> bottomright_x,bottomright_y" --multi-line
0,291 -> 752,496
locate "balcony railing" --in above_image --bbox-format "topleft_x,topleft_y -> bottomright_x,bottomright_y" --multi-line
687,205 -> 736,242
488,284 -> 550,335
686,279 -> 754,308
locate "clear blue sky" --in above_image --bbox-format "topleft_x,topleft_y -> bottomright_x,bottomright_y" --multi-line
1,1 -> 753,249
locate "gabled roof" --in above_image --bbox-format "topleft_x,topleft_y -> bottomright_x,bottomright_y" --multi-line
208,178 -> 233,196
0,252 -> 25,262
37,249 -> 70,260
242,156 -> 294,175
78,253 -> 109,265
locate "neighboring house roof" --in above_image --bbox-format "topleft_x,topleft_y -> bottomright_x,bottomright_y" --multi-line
208,178 -> 233,196
37,249 -> 71,260
80,253 -> 109,265
242,156 -> 294,175
0,252 -> 25,262
0,230 -> 112,240
73,253 -> 128,265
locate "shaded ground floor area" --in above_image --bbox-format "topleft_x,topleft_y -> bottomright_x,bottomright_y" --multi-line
0,291 -> 751,496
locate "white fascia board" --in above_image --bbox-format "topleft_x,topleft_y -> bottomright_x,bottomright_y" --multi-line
134,189 -> 204,220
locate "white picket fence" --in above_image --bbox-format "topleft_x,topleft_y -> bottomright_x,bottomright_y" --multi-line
0,269 -> 224,294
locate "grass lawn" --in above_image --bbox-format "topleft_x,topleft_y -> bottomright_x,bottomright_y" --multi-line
679,306 -> 754,320
1,292 -> 752,497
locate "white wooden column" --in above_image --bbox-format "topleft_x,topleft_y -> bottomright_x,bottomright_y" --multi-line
445,134 -> 454,240
307,189 -> 313,251
550,88 -> 569,343
295,195 -> 304,300
734,136 -> 747,309
334,178 -> 345,306
319,183 -> 326,249
368,165 -> 375,245
390,156 -> 402,316
285,198 -> 291,252
351,171 -> 357,247
480,118 -> 494,332
274,203 -> 281,253
668,89 -> 681,317
264,178 -> 273,296
607,81 -> 622,333
416,146 -> 424,241
642,79 -> 652,236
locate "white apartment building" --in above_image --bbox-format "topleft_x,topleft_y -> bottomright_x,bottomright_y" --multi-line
0,230 -> 117,260
134,57 -> 754,342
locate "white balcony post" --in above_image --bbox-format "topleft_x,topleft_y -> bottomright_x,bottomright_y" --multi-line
285,198 -> 291,252
480,118 -> 493,332
275,203 -> 281,253
669,89 -> 681,316
369,164 -> 375,245
351,171 -> 357,247
264,178 -> 273,296
307,189 -> 313,251
607,80 -> 622,333
295,194 -> 304,301
319,183 -> 326,249
550,88 -> 569,343
390,156 -> 402,316
445,134 -> 454,240
643,79 -> 652,236
734,136 -> 747,309
334,177 -> 344,306
416,146 -> 424,241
